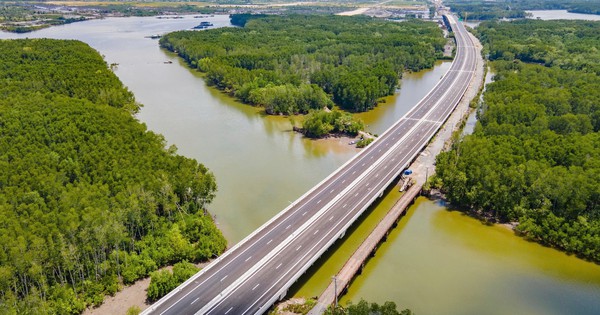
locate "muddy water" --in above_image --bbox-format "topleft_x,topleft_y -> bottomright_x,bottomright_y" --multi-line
2,15 -> 599,314
338,198 -> 600,315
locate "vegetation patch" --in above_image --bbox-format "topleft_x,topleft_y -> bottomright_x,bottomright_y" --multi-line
147,261 -> 199,302
0,39 -> 226,314
299,110 -> 364,139
447,0 -> 600,21
435,20 -> 600,263
325,299 -> 413,315
160,14 -> 446,114
355,137 -> 374,148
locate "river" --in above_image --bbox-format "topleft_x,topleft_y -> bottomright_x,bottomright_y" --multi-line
526,10 -> 600,21
1,15 -> 599,315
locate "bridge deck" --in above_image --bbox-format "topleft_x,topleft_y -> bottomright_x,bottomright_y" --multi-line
309,183 -> 423,314
143,14 -> 476,315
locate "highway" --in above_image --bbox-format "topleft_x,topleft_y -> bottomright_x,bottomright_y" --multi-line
143,14 -> 476,315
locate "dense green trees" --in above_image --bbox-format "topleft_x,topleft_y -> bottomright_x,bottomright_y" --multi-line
475,20 -> 600,75
435,20 -> 600,262
447,0 -> 529,20
160,14 -> 446,114
447,0 -> 600,20
326,299 -> 413,315
147,261 -> 199,302
0,39 -> 226,314
301,110 -> 364,138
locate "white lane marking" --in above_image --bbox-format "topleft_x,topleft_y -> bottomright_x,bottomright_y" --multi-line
329,216 -> 334,221
362,162 -> 365,166
302,211 -> 307,216
198,25 -> 474,315
343,204 -> 347,208
286,224 -> 291,230
252,284 -> 260,291
314,229 -> 319,235
225,307 -> 233,314
330,189 -> 334,193
221,275 -> 228,282
296,245 -> 302,251
355,192 -> 359,197
267,239 -> 272,245
317,199 -> 321,204
276,263 -> 282,270
191,298 -> 199,305
239,162 -> 413,315
342,179 -> 346,184
352,171 -> 356,175
245,256 -> 252,262
156,20 -> 473,315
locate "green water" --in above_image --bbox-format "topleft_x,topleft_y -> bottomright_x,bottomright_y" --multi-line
339,198 -> 600,315
2,15 -> 599,314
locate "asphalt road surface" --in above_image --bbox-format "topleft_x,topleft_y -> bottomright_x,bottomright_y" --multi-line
143,14 -> 476,315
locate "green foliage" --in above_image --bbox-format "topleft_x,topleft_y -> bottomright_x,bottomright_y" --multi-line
435,20 -> 600,262
0,39 -> 138,112
446,0 -> 529,20
0,39 -> 226,313
325,299 -> 413,315
356,137 -> 374,148
229,13 -> 268,27
475,20 -> 600,75
126,305 -> 142,315
160,14 -> 445,114
447,0 -> 600,21
280,298 -> 316,315
301,110 -> 364,138
147,261 -> 199,302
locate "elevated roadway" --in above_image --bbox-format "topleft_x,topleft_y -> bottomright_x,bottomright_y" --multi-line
143,14 -> 476,315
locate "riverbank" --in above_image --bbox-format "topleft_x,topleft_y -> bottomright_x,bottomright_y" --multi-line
83,261 -> 212,315
273,19 -> 486,315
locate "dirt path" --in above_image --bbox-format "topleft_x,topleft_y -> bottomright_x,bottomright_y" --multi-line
83,261 -> 211,315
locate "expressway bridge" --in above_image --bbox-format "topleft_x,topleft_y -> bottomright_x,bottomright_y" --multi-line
143,14 -> 477,315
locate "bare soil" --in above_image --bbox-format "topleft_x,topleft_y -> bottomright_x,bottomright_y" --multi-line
83,261 -> 210,315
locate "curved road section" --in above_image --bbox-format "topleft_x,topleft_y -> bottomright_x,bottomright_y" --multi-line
143,14 -> 476,315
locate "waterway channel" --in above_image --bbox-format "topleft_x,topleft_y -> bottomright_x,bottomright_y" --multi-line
2,14 -> 599,315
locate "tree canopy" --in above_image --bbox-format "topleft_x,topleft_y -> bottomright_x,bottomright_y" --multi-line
435,20 -> 600,262
326,299 -> 413,315
447,0 -> 600,21
0,39 -> 226,314
301,110 -> 364,138
160,14 -> 446,114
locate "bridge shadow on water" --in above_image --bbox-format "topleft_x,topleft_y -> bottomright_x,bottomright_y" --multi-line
285,175 -> 413,300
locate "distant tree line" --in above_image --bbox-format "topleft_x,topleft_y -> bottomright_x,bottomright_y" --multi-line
475,19 -> 600,75
0,39 -> 226,314
160,14 -> 446,114
447,0 -> 600,20
434,20 -> 600,262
